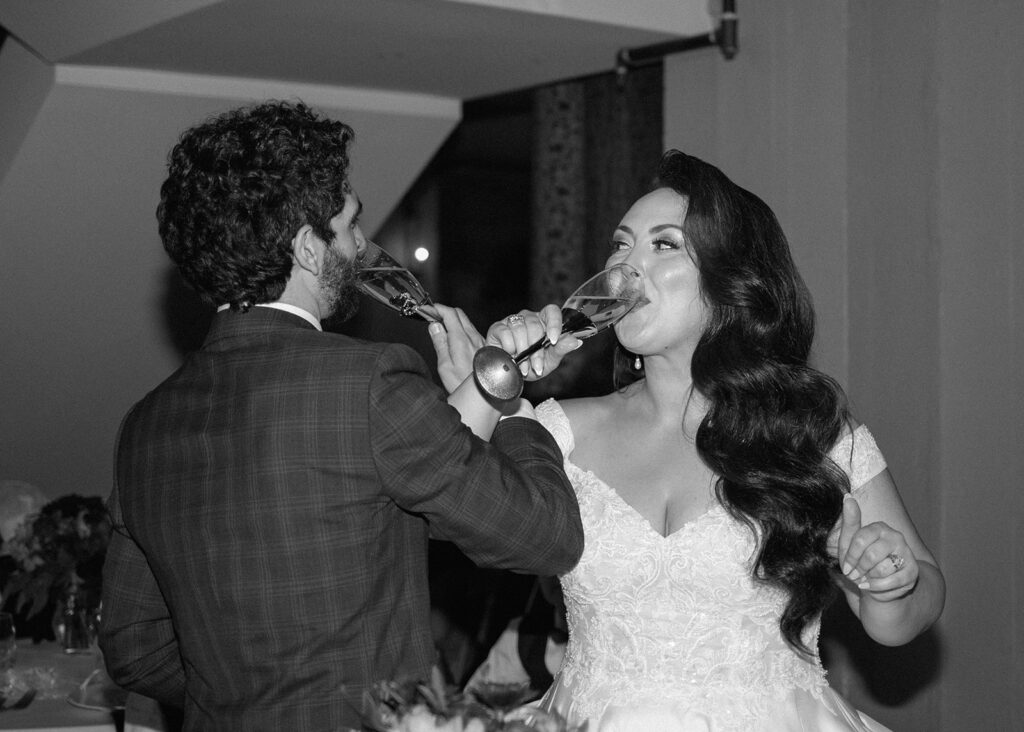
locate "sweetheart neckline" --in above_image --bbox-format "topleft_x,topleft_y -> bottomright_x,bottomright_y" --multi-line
566,460 -> 724,540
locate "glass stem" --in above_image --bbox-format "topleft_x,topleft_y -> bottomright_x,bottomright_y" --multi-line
513,335 -> 553,364
415,304 -> 441,323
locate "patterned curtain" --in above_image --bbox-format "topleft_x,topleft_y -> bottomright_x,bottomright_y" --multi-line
530,82 -> 587,307
527,64 -> 663,400
582,67 -> 664,276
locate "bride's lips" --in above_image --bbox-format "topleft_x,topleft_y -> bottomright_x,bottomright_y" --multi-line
616,298 -> 647,330
626,298 -> 649,315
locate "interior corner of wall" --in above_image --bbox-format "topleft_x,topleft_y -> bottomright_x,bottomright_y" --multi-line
0,37 -> 54,190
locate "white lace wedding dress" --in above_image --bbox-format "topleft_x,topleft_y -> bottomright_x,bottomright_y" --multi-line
535,399 -> 892,732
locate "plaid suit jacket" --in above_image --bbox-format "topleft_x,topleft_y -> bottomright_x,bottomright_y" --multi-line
100,308 -> 582,731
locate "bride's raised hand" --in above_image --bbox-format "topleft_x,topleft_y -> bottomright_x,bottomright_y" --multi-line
838,495 -> 920,602
486,304 -> 581,381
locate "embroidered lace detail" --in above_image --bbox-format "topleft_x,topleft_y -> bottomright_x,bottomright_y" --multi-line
536,399 -> 575,456
830,426 -> 887,492
535,400 -> 888,731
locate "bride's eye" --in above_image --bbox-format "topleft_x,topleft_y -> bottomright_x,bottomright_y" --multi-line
610,238 -> 631,252
652,237 -> 682,251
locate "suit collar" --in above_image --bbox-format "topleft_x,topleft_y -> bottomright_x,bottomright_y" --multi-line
216,302 -> 321,330
203,306 -> 318,349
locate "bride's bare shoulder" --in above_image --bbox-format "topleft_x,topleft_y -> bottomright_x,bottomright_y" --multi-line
559,390 -> 631,435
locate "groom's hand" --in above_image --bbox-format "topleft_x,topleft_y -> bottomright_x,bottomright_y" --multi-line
428,303 -> 485,393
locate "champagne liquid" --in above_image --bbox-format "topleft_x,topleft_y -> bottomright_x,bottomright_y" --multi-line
358,266 -> 430,316
561,295 -> 634,338
358,266 -> 423,296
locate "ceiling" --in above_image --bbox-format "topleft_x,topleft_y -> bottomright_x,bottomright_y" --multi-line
0,0 -> 715,101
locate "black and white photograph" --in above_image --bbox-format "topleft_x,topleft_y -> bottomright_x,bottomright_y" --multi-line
0,2 -> 1020,731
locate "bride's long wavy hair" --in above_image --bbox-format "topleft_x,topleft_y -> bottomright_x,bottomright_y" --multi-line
613,150 -> 850,654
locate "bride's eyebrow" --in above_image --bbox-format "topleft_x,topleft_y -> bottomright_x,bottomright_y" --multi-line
615,223 -> 682,236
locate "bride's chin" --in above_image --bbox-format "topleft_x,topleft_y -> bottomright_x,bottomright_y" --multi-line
613,326 -> 644,353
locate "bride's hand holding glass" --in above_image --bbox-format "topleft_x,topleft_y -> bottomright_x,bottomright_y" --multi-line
485,305 -> 582,382
475,262 -> 645,400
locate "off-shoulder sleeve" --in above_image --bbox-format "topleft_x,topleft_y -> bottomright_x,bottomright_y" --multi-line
829,425 -> 887,493
534,398 -> 575,459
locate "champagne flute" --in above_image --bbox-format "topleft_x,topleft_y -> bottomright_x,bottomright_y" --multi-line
356,242 -> 645,401
473,262 -> 645,401
356,239 -> 440,322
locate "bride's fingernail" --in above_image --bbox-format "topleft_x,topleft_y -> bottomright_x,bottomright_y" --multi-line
841,562 -> 853,576
857,580 -> 871,591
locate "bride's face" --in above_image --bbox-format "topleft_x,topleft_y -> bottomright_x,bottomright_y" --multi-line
606,187 -> 707,359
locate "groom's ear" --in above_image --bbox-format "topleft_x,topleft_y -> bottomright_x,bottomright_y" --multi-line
291,225 -> 323,277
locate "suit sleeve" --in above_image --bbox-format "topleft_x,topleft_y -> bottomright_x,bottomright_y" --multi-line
99,413 -> 186,707
368,344 -> 583,575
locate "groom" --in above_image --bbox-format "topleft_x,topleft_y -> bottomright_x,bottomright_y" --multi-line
99,100 -> 583,731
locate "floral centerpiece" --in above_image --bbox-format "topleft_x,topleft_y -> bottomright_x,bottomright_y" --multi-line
1,494 -> 111,627
362,670 -> 586,732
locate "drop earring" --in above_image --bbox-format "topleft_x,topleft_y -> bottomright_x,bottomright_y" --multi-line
634,355 -> 642,370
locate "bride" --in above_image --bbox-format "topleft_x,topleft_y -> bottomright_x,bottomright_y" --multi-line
485,150 -> 946,731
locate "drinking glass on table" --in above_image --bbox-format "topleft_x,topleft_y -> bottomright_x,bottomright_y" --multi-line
471,679 -> 534,724
0,612 -> 16,673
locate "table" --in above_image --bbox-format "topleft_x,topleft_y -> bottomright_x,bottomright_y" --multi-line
0,642 -> 121,732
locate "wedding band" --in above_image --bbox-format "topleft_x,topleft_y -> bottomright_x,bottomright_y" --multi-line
505,314 -> 525,326
888,552 -> 905,572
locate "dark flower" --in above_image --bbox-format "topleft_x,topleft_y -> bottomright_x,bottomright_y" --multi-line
2,494 -> 111,619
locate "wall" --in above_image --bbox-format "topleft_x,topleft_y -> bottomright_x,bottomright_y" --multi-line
0,45 -> 459,500
663,0 -> 850,383
664,1 -> 1023,729
933,2 -> 1023,728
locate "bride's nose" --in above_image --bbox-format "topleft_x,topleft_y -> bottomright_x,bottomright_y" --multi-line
617,247 -> 647,277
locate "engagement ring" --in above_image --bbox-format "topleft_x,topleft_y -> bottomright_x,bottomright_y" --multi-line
505,314 -> 525,326
888,552 -> 905,572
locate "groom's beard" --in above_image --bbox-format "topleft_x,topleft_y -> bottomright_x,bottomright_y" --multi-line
320,245 -> 360,324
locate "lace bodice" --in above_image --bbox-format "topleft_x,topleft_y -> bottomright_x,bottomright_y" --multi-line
536,399 -> 888,730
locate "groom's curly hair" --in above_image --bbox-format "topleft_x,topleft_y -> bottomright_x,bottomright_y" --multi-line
157,99 -> 354,308
615,150 -> 851,655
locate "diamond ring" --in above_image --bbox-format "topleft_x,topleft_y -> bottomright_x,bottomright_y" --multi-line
505,314 -> 526,326
888,552 -> 906,572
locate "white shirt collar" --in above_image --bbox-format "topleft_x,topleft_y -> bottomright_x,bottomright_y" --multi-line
216,302 -> 322,331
